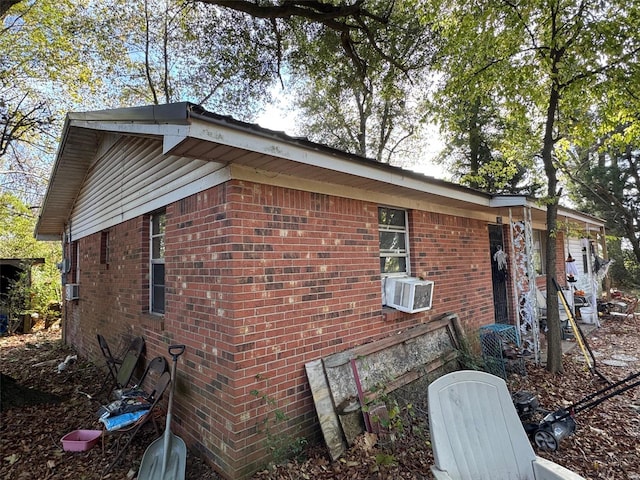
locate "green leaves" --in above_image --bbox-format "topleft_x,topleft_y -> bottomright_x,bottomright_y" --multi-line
428,0 -> 640,196
2,0 -> 639,208
278,1 -> 435,163
1,0 -> 283,202
0,192 -> 61,316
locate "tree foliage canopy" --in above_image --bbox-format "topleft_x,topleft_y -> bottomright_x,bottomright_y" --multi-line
196,1 -> 438,164
1,0 -> 279,204
414,0 -> 640,372
3,1 -> 640,339
0,192 -> 61,318
282,1 -> 434,162
0,0 -> 98,203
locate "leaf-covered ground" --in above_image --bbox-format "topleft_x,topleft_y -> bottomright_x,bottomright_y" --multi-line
2,313 -> 640,480
0,325 -> 219,480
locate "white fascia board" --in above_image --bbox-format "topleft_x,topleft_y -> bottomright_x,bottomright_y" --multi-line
69,119 -> 188,155
489,196 -> 530,208
69,119 -> 188,141
187,119 -> 493,207
68,117 -> 493,208
490,195 -> 604,228
558,208 -> 605,227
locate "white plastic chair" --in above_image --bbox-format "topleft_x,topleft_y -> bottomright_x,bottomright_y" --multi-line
428,370 -> 585,480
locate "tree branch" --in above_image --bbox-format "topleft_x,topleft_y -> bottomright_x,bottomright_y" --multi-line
196,0 -> 411,75
143,0 -> 159,104
0,0 -> 21,19
197,0 -> 384,32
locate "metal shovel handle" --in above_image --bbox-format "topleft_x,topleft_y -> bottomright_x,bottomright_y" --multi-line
165,344 -> 186,421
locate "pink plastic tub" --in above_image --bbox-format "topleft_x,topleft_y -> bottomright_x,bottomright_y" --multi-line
61,429 -> 102,452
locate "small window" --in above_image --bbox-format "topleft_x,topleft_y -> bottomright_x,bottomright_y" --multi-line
69,241 -> 79,284
532,229 -> 546,275
100,231 -> 110,265
379,207 -> 409,275
150,211 -> 166,314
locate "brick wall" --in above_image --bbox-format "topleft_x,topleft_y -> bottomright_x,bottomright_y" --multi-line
64,179 -> 497,479
409,210 -> 494,333
65,217 -> 151,361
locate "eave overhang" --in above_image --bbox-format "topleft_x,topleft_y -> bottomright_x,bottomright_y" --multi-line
35,102 -> 604,240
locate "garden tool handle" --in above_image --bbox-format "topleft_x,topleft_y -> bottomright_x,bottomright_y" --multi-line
169,344 -> 186,360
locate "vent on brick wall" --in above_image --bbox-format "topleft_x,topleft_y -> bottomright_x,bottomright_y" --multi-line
385,277 -> 434,314
65,284 -> 79,301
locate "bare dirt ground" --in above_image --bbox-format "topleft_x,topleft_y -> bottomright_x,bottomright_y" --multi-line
2,313 -> 640,480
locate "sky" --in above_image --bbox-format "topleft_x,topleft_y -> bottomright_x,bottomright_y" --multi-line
256,102 -> 447,180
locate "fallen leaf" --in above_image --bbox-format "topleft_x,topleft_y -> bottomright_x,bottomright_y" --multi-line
4,313 -> 640,480
362,432 -> 377,451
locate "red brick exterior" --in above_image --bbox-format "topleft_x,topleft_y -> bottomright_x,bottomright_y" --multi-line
65,180 -> 498,479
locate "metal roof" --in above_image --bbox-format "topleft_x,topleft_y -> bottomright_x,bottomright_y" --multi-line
34,102 -> 605,240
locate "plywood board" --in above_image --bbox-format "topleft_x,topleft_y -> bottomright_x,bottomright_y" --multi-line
323,314 -> 462,414
305,359 -> 347,460
306,312 -> 463,460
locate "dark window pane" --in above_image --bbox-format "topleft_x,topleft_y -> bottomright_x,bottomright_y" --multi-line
378,207 -> 405,227
379,231 -> 406,253
152,263 -> 165,313
152,263 -> 165,285
152,213 -> 166,235
381,256 -> 406,274
152,286 -> 165,314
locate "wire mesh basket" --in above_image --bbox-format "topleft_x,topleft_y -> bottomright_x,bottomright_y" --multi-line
479,324 -> 526,379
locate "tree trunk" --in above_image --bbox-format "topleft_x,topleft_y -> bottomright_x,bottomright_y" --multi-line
542,79 -> 563,373
545,201 -> 562,373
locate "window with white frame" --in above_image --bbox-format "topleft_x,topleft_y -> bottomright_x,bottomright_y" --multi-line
532,229 -> 547,275
150,211 -> 166,314
378,206 -> 409,275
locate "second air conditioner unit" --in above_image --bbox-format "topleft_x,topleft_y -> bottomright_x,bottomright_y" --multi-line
65,283 -> 79,301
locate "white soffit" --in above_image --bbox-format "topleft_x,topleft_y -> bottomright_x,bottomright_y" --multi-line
68,119 -> 185,143
181,119 -> 494,208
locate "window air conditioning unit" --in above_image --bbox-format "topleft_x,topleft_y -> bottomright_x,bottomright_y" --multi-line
65,284 -> 79,301
385,277 -> 434,313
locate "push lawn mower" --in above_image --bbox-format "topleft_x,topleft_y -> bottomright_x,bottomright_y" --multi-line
513,369 -> 640,451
